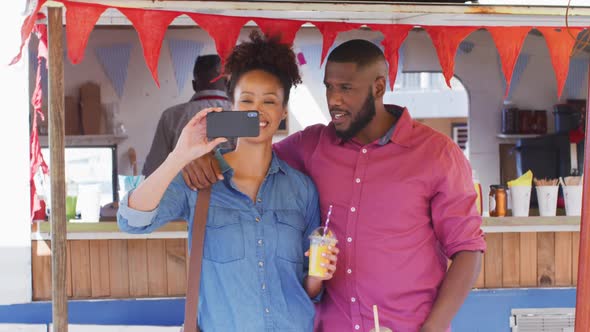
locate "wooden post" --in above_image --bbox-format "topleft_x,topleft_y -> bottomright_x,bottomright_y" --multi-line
48,5 -> 68,332
575,64 -> 590,331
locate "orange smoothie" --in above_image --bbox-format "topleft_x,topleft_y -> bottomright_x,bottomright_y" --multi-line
309,243 -> 331,277
308,228 -> 337,277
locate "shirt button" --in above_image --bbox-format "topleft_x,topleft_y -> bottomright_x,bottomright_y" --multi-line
355,178 -> 361,183
258,261 -> 264,267
361,148 -> 367,154
257,198 -> 262,203
350,207 -> 356,212
255,217 -> 261,222
258,239 -> 263,246
262,283 -> 266,290
265,308 -> 270,313
351,297 -> 356,302
355,325 -> 360,330
347,269 -> 352,274
347,237 -> 352,243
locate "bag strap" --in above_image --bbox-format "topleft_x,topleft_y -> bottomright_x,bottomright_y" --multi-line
183,187 -> 211,332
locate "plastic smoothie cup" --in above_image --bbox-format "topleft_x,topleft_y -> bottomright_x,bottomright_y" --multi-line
369,328 -> 393,332
308,227 -> 337,277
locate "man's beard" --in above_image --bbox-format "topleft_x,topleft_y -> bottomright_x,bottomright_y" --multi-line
334,91 -> 376,140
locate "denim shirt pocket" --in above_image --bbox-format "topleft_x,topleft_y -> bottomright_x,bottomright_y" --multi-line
274,210 -> 307,264
203,207 -> 245,263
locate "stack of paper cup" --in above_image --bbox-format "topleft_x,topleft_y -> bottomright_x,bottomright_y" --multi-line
563,185 -> 583,216
510,186 -> 531,217
535,186 -> 558,217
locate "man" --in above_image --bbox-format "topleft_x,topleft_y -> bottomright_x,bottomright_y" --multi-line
142,54 -> 232,176
184,40 -> 485,332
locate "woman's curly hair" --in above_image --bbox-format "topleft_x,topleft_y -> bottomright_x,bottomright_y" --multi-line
224,31 -> 302,105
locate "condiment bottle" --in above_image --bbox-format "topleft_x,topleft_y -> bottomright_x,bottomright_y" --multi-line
489,185 -> 507,217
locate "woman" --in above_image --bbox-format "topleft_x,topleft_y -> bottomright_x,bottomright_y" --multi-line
118,31 -> 338,331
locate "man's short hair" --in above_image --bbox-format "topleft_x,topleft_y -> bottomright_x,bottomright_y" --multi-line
193,54 -> 222,81
327,39 -> 386,68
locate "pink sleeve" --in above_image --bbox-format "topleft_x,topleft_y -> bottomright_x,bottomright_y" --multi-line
430,142 -> 486,258
273,124 -> 324,174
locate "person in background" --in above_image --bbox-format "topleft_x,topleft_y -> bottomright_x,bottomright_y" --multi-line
142,54 -> 233,176
118,32 -> 339,332
183,39 -> 486,332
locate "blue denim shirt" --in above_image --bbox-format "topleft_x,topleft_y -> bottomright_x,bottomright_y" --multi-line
118,153 -> 321,332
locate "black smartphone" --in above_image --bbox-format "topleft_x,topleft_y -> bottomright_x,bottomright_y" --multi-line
206,111 -> 260,138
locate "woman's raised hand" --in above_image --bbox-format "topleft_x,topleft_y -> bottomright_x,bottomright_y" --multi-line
171,107 -> 227,166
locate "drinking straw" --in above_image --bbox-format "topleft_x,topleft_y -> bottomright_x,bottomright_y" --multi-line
565,176 -> 582,186
373,305 -> 380,332
534,178 -> 559,186
323,205 -> 333,237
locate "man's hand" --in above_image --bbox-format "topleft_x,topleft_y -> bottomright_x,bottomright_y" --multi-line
421,251 -> 482,332
182,152 -> 224,190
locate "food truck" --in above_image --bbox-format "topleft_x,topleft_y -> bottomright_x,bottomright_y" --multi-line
0,0 -> 590,331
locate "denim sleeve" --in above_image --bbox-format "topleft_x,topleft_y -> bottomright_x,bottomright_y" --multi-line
302,177 -> 323,302
118,173 -> 191,234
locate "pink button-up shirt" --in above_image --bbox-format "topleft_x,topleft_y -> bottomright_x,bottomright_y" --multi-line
274,108 -> 486,332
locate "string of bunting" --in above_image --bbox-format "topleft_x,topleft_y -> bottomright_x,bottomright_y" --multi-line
11,0 -> 588,99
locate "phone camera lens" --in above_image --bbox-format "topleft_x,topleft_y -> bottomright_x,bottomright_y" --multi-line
248,112 -> 257,118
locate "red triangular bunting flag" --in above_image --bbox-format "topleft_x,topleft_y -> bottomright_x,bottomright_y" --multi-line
10,0 -> 47,65
369,24 -> 413,90
189,13 -> 250,69
255,18 -> 304,45
487,27 -> 531,98
425,26 -> 478,87
538,27 -> 583,99
118,7 -> 180,86
312,22 -> 361,66
65,1 -> 107,64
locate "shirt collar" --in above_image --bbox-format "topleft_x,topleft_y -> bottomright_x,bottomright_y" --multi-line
388,106 -> 413,148
190,90 -> 229,102
329,105 -> 413,148
215,150 -> 286,180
